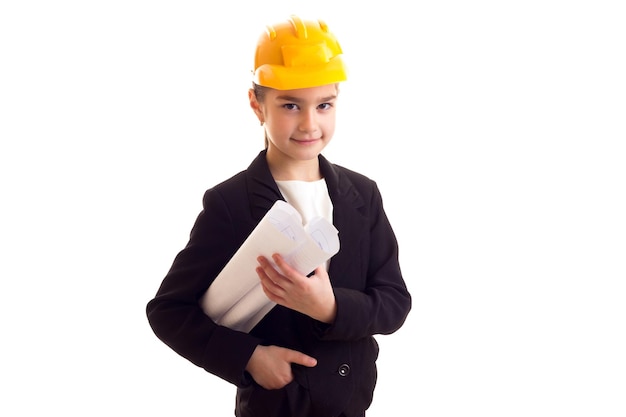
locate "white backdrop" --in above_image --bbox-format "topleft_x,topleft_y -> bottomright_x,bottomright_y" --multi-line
1,1 -> 625,416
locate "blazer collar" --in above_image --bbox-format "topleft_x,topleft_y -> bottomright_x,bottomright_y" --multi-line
245,150 -> 365,221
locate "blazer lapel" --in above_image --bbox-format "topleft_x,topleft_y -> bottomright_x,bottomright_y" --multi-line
245,150 -> 284,222
319,156 -> 367,285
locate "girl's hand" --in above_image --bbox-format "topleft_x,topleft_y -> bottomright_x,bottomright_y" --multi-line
245,345 -> 317,390
256,254 -> 337,323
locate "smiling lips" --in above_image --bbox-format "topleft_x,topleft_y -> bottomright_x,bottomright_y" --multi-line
291,138 -> 321,145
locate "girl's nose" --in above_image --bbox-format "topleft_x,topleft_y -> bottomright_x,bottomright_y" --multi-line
298,110 -> 318,133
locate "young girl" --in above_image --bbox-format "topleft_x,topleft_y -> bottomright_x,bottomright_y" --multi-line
147,15 -> 411,417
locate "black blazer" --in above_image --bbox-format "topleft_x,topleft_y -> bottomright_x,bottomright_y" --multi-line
147,150 -> 411,417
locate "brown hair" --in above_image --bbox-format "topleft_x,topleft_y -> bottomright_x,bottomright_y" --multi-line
253,83 -> 269,104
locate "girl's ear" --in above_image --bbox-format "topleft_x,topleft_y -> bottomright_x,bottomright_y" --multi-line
248,88 -> 264,124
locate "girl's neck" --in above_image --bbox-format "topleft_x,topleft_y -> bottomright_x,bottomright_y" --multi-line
266,152 -> 322,182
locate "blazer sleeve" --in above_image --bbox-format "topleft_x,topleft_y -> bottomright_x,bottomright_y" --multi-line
146,188 -> 261,387
322,181 -> 411,341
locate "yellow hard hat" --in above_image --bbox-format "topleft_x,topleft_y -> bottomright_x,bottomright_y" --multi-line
253,15 -> 348,90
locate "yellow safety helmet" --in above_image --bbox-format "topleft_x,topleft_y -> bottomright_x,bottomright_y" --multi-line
253,15 -> 348,90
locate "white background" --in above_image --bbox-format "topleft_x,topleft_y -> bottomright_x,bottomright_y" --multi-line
1,1 -> 625,416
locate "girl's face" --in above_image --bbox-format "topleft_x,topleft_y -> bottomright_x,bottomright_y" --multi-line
251,84 -> 338,169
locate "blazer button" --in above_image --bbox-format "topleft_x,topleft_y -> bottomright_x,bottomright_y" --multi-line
338,364 -> 350,377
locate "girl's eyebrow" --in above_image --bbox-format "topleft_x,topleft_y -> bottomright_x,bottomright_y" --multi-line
275,94 -> 337,102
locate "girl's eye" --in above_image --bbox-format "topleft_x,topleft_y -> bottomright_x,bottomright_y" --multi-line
283,103 -> 299,111
318,103 -> 333,110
